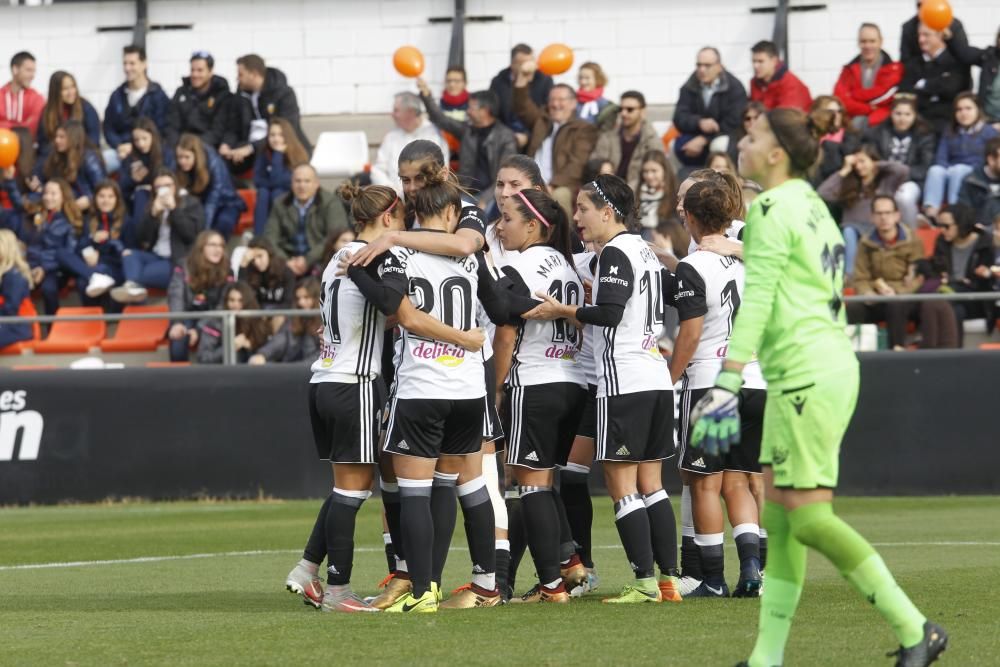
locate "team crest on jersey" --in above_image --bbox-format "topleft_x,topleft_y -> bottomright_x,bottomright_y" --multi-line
411,340 -> 466,367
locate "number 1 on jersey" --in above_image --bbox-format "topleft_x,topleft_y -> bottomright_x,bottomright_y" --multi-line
320,279 -> 342,344
639,270 -> 665,335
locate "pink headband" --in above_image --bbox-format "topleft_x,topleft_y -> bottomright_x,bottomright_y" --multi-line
516,191 -> 550,227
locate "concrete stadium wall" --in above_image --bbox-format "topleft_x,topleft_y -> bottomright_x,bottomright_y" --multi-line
1,0 -> 998,119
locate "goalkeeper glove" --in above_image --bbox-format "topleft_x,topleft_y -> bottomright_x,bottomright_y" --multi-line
689,369 -> 742,456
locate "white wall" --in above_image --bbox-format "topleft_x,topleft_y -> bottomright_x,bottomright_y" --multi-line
0,0 -> 998,118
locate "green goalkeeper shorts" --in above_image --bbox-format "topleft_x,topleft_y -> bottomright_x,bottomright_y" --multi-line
759,365 -> 860,489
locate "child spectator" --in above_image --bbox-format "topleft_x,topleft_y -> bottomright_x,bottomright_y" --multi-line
248,277 -> 321,365
103,45 -> 170,169
811,95 -> 861,185
36,120 -> 106,213
19,179 -> 79,314
37,71 -> 101,157
118,117 -> 175,216
923,93 -> 999,220
252,117 -> 309,236
863,97 -> 936,227
167,229 -> 232,361
80,181 -> 128,299
112,169 -> 205,303
581,157 -> 615,185
0,228 -> 34,350
196,281 -> 270,364
576,62 -> 612,125
706,151 -> 737,175
237,237 -> 295,311
932,204 -> 996,344
175,132 -> 244,238
636,150 -> 686,254
818,143 -> 909,276
439,66 -> 469,170
0,52 -> 44,137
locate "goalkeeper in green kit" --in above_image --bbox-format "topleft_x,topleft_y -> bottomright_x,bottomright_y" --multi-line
689,107 -> 947,667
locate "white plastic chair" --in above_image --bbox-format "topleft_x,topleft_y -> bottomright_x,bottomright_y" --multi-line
310,131 -> 370,177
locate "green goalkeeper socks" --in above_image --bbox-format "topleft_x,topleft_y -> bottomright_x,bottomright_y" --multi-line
789,502 -> 926,648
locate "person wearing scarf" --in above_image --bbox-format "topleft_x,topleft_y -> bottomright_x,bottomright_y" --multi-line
576,62 -> 611,124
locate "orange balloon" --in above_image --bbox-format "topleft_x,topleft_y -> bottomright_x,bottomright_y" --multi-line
919,0 -> 953,32
537,43 -> 574,76
0,129 -> 18,169
393,46 -> 425,78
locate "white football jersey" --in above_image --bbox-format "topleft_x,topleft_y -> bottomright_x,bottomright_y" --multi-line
379,241 -> 486,400
502,245 -> 587,388
573,251 -> 599,387
591,232 -> 672,398
673,248 -> 765,390
311,241 -> 386,384
686,219 -> 746,255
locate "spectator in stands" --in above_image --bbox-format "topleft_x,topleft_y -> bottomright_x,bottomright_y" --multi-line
513,60 -> 598,216
0,52 -> 43,137
900,1 -> 980,72
119,117 -> 175,217
811,95 -> 861,185
238,237 -> 294,311
440,66 -> 469,123
899,24 -> 967,133
576,62 -> 612,125
749,40 -> 812,112
370,91 -> 449,192
37,71 -> 101,157
489,43 -> 554,145
922,93 -> 999,220
249,276 -> 321,365
19,179 -> 78,314
590,90 -> 661,192
175,133 -> 244,238
252,117 -> 309,236
319,228 -> 357,270
834,23 -> 903,130
958,137 -> 1000,224
582,157 -> 615,185
0,127 -> 35,233
0,228 -> 33,350
863,97 -> 936,226
636,149 -> 685,253
848,194 -> 958,349
673,46 -> 748,168
219,54 -> 310,174
932,204 -> 996,343
112,169 -> 204,304
164,50 -> 231,148
707,151 -> 737,175
974,28 -> 1000,130
196,281 -> 270,364
818,143 -> 910,276
727,101 -> 766,164
36,120 -> 106,213
264,164 -> 348,277
76,181 -> 128,300
104,45 -> 170,168
417,79 -> 516,209
167,229 -> 232,361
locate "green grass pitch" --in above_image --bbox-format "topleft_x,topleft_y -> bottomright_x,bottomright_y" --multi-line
2,496 -> 998,666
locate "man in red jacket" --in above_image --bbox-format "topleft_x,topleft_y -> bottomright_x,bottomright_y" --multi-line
834,23 -> 903,130
749,41 -> 812,112
0,52 -> 44,137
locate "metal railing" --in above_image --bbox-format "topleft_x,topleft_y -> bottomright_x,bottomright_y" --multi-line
0,291 -> 998,365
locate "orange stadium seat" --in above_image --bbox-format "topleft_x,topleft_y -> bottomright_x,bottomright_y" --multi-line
31,306 -> 106,354
0,298 -> 42,355
916,226 -> 940,257
99,304 -> 169,352
235,188 -> 256,235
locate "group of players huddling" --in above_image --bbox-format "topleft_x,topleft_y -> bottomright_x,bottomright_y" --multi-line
282,104 -> 947,667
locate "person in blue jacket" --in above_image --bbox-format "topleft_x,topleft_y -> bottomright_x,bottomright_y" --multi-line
19,179 -> 78,314
0,228 -> 34,350
118,117 -> 175,217
252,117 -> 309,235
75,180 -> 129,302
176,132 -> 245,238
36,71 -> 101,158
34,120 -> 106,213
103,45 -> 170,171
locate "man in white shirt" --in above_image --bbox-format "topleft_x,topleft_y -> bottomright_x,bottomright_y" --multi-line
370,92 -> 450,193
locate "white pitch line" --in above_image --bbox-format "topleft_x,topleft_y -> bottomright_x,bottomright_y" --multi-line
2,541 -> 998,572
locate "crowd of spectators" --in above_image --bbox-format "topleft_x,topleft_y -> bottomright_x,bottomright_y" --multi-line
1,4 -> 1000,360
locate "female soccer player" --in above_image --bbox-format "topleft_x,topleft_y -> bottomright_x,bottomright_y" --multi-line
493,188 -> 587,603
671,180 -> 766,599
284,182 -> 482,612
525,174 -> 679,604
690,108 -> 946,666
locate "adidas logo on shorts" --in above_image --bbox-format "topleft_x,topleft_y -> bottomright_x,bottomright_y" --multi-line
525,451 -> 539,462
397,440 -> 410,451
616,446 -> 630,456
327,564 -> 339,575
472,564 -> 486,574
690,457 -> 706,468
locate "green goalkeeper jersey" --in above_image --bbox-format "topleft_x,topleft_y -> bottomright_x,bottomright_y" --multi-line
726,178 -> 857,389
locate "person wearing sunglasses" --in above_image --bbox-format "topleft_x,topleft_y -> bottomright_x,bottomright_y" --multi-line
164,51 -> 232,149
590,90 -> 662,192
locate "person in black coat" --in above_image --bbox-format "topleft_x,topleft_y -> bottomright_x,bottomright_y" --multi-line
957,137 -> 1000,224
103,45 -> 170,166
899,24 -> 968,133
488,43 -> 554,144
899,3 -> 980,70
164,51 -> 231,148
672,47 -> 747,167
218,54 -> 310,174
973,27 -> 1000,126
